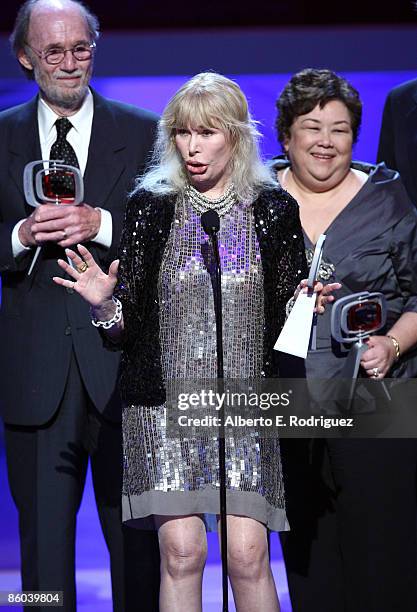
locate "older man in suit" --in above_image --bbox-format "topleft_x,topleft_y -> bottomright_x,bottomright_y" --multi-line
377,78 -> 417,205
0,1 -> 160,610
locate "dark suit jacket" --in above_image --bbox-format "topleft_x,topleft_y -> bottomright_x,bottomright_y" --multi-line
0,89 -> 158,426
377,78 -> 417,206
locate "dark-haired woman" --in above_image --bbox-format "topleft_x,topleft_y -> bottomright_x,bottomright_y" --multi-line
272,68 -> 417,612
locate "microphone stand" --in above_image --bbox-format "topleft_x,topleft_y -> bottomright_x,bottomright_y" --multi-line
201,209 -> 229,612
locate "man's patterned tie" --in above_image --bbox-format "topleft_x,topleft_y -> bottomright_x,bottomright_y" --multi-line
47,117 -> 79,198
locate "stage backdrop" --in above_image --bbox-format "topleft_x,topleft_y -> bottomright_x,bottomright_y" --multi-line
0,24 -> 416,163
0,70 -> 415,178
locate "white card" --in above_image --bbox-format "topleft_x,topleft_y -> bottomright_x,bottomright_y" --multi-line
273,291 -> 316,359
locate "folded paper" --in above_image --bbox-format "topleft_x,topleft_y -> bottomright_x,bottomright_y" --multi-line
274,234 -> 326,359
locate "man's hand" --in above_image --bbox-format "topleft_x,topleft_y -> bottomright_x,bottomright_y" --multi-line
18,203 -> 101,248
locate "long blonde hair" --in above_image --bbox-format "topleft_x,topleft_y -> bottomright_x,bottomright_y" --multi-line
136,72 -> 276,202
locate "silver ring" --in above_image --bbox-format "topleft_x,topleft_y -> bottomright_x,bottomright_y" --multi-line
372,367 -> 380,378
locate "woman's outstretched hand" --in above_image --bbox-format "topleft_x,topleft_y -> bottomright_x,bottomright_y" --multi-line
53,243 -> 119,309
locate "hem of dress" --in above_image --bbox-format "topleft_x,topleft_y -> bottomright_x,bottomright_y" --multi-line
122,489 -> 289,533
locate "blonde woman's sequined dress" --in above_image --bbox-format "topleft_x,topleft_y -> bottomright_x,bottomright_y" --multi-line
111,187 -> 307,531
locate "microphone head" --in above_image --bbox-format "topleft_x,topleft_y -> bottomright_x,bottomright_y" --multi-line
201,209 -> 220,235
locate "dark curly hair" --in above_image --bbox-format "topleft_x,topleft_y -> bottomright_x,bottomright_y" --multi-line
275,68 -> 362,149
10,0 -> 100,80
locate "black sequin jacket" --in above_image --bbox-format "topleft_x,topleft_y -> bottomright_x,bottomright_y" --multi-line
108,186 -> 308,405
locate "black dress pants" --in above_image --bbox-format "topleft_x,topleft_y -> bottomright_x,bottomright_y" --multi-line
5,353 -> 160,611
280,437 -> 417,612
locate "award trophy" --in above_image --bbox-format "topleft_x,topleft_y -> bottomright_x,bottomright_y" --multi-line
330,291 -> 391,408
23,159 -> 84,275
274,234 -> 326,358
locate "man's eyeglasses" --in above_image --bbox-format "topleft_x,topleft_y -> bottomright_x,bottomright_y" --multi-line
25,42 -> 96,65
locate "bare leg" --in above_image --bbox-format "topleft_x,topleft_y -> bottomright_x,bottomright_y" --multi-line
218,515 -> 280,612
156,514 -> 207,612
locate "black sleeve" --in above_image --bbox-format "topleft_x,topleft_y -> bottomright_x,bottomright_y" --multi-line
103,192 -> 150,352
377,92 -> 397,170
0,118 -> 36,275
260,189 -> 308,378
276,194 -> 308,316
390,208 -> 417,314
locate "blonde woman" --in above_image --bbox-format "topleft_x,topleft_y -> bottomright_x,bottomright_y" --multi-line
54,72 -> 337,611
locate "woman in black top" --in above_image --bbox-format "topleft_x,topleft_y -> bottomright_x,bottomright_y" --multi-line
53,72 -> 336,612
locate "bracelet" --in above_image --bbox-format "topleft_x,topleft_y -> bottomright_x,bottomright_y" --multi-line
91,296 -> 122,329
285,295 -> 296,318
387,334 -> 401,361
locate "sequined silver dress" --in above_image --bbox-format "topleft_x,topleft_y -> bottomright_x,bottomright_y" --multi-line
122,197 -> 289,532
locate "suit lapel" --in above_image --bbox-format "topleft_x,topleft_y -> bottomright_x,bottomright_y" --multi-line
8,91 -> 126,211
8,96 -> 41,213
83,90 -> 126,207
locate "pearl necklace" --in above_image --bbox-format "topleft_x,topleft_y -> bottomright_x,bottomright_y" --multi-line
185,183 -> 238,216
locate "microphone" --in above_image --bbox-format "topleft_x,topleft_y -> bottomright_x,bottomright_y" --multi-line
201,209 -> 220,236
200,206 -> 228,611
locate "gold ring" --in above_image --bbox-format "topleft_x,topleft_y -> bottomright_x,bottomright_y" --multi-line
77,261 -> 88,273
